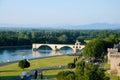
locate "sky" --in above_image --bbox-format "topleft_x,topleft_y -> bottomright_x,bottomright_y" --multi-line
0,0 -> 120,25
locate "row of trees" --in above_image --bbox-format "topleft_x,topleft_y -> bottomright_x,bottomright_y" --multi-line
0,30 -> 120,46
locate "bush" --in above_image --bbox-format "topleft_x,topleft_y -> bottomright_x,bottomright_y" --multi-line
18,59 -> 30,70
57,71 -> 75,80
67,63 -> 75,69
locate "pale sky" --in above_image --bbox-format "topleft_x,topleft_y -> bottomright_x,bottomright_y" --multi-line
0,0 -> 120,25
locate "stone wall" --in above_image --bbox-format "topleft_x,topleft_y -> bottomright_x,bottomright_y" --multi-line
107,48 -> 120,76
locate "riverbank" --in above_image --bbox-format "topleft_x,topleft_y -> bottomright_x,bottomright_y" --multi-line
0,45 -> 31,49
0,55 -> 76,80
0,54 -> 75,66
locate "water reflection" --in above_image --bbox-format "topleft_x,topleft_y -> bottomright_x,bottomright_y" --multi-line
0,46 -> 73,62
32,50 -> 64,57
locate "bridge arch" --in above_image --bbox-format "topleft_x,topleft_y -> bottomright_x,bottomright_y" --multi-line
58,46 -> 74,51
59,46 -> 74,51
38,45 -> 52,50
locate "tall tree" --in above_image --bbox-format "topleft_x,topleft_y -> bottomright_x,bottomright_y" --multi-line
83,38 -> 104,58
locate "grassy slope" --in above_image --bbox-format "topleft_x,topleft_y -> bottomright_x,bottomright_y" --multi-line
0,56 -> 76,80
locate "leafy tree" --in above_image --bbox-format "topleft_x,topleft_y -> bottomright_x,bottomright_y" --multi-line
67,63 -> 75,69
57,71 -> 75,80
57,34 -> 67,43
75,60 -> 108,80
83,38 -> 104,58
98,30 -> 108,38
34,70 -> 38,79
40,72 -> 43,79
84,63 -> 107,80
75,60 -> 85,80
104,34 -> 120,48
18,59 -> 30,70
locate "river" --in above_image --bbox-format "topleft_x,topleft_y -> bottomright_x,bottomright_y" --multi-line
0,46 -> 73,62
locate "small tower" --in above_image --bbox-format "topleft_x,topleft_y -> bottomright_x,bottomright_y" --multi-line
74,40 -> 81,53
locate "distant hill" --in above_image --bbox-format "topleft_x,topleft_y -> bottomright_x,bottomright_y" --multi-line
0,23 -> 120,30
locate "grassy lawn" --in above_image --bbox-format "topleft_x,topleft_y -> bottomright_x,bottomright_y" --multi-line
0,56 -> 76,80
40,69 -> 75,80
104,62 -> 110,70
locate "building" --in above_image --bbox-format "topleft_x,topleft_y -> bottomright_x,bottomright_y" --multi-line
107,43 -> 120,76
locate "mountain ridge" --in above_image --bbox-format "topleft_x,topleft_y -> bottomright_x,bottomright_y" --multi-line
0,23 -> 120,30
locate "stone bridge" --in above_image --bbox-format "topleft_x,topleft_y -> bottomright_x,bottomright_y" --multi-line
32,41 -> 85,53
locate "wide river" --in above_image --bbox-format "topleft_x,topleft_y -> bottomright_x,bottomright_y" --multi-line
0,46 -> 73,62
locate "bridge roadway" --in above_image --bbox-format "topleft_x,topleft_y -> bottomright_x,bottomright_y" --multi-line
32,42 -> 85,53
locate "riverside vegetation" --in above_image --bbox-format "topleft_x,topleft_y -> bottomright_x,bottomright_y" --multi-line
0,30 -> 119,46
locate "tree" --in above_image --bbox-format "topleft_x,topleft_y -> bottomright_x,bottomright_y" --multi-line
83,38 -> 104,59
18,59 -> 30,70
57,71 -> 75,80
104,34 -> 120,48
84,63 -> 107,80
98,30 -> 108,38
40,72 -> 43,79
75,60 -> 108,80
67,63 -> 75,69
57,34 -> 67,43
75,60 -> 85,80
34,70 -> 38,79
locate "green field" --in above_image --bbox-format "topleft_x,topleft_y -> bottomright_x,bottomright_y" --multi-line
0,56 -> 76,80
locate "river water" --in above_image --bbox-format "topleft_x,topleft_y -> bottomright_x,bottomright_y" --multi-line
0,46 -> 73,62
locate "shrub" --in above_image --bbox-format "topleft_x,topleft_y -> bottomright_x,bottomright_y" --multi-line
18,59 -> 30,70
67,63 -> 75,69
57,71 -> 75,80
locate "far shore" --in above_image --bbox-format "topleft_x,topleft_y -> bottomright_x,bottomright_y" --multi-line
0,45 -> 31,49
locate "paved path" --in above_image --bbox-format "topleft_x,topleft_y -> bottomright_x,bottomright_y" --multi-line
14,66 -> 67,80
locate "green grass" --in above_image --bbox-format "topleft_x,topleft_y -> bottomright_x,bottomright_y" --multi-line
104,63 -> 110,70
0,56 -> 76,80
41,69 -> 74,80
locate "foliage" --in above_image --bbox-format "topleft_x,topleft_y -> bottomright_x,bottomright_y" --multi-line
75,60 -> 85,80
57,34 -> 67,43
75,60 -> 108,80
104,34 -> 120,49
18,59 -> 30,70
34,70 -> 38,79
57,71 -> 75,80
67,63 -> 75,69
40,72 -> 43,79
0,30 -> 119,46
83,38 -> 105,58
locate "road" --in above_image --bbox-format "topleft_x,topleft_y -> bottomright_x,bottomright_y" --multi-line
14,66 -> 67,80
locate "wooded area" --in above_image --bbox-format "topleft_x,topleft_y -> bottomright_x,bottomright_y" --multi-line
0,30 -> 119,46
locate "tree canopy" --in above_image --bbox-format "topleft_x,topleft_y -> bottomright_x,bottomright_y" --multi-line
0,30 -> 119,46
18,59 -> 30,70
83,38 -> 105,58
